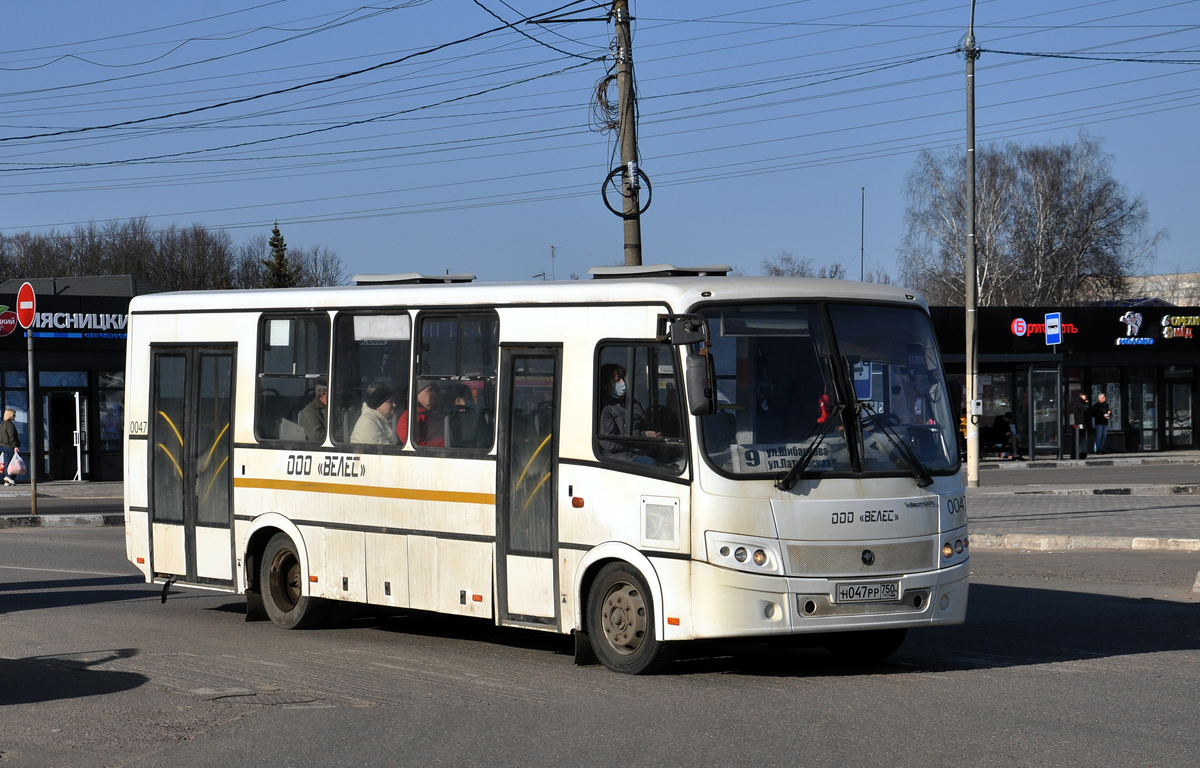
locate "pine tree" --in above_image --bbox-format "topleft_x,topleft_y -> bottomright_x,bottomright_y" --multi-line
262,222 -> 299,288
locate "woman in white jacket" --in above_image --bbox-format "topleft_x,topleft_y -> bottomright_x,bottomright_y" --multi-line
349,382 -> 398,445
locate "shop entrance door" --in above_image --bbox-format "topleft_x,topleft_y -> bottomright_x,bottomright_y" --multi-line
1163,369 -> 1193,449
45,391 -> 88,481
1127,368 -> 1158,451
1017,367 -> 1061,459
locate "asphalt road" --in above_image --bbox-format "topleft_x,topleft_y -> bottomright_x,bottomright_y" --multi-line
2,528 -> 1199,767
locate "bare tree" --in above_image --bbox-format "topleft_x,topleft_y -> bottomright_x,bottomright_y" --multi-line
762,251 -> 848,279
0,217 -> 345,291
293,244 -> 347,287
899,134 -> 1162,306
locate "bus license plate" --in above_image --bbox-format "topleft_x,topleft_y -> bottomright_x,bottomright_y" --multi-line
835,581 -> 899,604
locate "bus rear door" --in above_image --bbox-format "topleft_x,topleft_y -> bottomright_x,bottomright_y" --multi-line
495,345 -> 561,628
148,346 -> 236,588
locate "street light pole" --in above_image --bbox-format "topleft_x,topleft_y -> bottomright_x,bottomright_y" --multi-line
965,0 -> 981,486
860,186 -> 865,281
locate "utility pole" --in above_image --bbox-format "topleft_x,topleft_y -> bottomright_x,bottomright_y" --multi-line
613,0 -> 641,265
964,1 -> 981,486
860,187 -> 865,281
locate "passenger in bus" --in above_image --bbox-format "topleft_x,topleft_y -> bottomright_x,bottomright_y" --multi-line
598,363 -> 658,465
298,383 -> 328,443
447,382 -> 473,411
397,380 -> 445,447
350,381 -> 398,445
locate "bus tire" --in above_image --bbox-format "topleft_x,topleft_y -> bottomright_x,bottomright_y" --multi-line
587,562 -> 674,674
824,628 -> 907,662
261,533 -> 328,629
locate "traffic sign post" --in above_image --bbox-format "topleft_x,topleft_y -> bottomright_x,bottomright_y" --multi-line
1044,312 -> 1062,346
17,282 -> 37,515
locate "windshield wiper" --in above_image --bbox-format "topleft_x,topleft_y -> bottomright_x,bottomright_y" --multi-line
776,402 -> 844,492
857,401 -> 934,488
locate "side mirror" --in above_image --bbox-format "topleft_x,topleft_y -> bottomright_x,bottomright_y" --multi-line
685,351 -> 717,416
657,313 -> 708,346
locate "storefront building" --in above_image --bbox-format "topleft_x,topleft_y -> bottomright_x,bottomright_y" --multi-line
933,304 -> 1197,458
0,276 -> 158,481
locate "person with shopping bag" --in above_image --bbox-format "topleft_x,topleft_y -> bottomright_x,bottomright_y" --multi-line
0,408 -> 19,485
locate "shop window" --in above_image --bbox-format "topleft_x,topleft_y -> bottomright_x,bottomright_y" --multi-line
594,344 -> 686,473
1090,367 -> 1122,430
332,313 -> 411,447
0,374 -> 30,450
98,371 -> 125,453
39,371 -> 87,388
408,313 -> 499,450
256,314 -> 330,442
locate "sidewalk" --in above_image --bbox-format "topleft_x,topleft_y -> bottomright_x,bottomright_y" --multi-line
4,453 -> 1200,549
0,480 -> 124,528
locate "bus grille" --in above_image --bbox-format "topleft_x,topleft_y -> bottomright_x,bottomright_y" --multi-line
795,589 -> 931,618
784,539 -> 936,577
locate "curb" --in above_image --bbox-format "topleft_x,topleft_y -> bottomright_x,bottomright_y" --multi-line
971,534 -> 1200,551
0,514 -> 124,529
972,485 -> 1200,497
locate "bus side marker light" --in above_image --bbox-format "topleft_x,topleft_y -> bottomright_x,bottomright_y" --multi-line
309,575 -> 319,583
136,557 -> 145,564
473,594 -> 483,602
667,617 -> 680,626
572,497 -> 584,508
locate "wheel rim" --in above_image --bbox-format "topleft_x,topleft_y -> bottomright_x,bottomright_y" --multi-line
599,580 -> 647,656
269,548 -> 301,613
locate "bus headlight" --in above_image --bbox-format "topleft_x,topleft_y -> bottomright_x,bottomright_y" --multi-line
943,541 -> 954,558
705,533 -> 783,575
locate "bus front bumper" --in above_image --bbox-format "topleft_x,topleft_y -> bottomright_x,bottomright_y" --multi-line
688,559 -> 969,640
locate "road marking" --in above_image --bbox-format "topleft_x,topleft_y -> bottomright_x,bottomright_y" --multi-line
0,564 -> 137,577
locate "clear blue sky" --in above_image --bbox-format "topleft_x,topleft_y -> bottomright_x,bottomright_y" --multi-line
2,1 -> 1196,284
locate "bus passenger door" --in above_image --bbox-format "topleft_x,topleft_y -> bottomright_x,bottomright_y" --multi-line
496,345 -> 561,628
149,347 -> 236,588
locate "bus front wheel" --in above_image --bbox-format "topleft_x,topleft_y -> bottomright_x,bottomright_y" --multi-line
261,533 -> 328,629
587,563 -> 674,674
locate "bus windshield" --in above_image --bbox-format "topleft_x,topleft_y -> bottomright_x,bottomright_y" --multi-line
698,302 -> 958,478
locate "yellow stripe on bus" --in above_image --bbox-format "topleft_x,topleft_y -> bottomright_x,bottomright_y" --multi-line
233,477 -> 495,505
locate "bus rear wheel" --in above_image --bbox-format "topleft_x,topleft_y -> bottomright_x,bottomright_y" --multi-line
261,533 -> 328,629
587,563 -> 674,674
824,628 -> 908,662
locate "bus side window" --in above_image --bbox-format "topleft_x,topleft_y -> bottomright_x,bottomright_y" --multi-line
331,312 -> 411,447
594,343 -> 686,473
413,312 -> 499,451
256,314 -> 330,443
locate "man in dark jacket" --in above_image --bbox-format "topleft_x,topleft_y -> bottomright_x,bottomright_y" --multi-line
1090,393 -> 1112,454
1072,392 -> 1089,459
298,384 -> 328,443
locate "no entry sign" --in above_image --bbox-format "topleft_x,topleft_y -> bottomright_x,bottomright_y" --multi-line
16,282 -> 35,329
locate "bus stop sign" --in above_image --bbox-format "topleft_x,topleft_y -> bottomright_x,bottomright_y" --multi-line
16,282 -> 36,329
1044,311 -> 1061,345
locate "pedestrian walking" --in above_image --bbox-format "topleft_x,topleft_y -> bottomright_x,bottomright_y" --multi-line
1072,391 -> 1090,459
0,408 -> 19,485
1090,393 -> 1112,454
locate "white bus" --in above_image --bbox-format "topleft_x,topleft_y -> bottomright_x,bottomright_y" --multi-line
123,264 -> 968,674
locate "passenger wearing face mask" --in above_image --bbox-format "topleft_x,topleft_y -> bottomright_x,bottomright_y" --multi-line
597,362 -> 659,465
